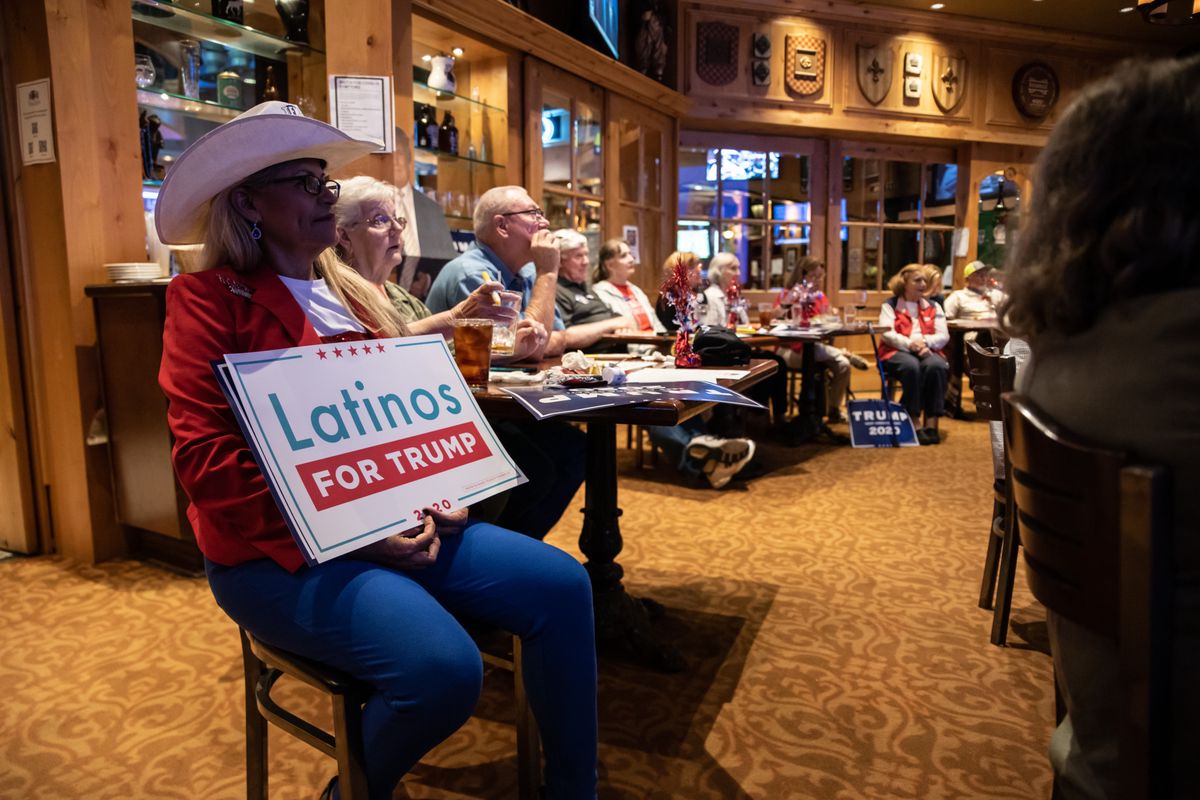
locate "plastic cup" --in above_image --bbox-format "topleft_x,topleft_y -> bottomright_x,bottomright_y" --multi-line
452,319 -> 493,392
489,292 -> 521,357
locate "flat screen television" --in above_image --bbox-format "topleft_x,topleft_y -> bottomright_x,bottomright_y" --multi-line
589,0 -> 619,59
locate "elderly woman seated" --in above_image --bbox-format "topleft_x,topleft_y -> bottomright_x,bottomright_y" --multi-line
944,260 -> 1004,320
699,253 -> 748,328
878,263 -> 950,445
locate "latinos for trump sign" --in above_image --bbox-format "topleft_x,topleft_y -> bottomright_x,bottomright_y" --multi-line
214,335 -> 524,564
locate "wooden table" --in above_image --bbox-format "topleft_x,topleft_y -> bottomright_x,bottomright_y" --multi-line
474,359 -> 779,672
598,331 -> 783,350
945,318 -> 1005,418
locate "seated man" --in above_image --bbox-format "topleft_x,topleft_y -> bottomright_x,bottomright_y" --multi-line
944,261 -> 1004,320
426,186 -> 584,539
553,230 -> 757,490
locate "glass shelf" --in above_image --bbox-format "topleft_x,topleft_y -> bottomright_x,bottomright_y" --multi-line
414,146 -> 504,170
137,87 -> 240,122
131,0 -> 322,60
413,81 -> 506,114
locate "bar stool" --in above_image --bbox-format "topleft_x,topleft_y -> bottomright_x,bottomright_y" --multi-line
240,626 -> 540,800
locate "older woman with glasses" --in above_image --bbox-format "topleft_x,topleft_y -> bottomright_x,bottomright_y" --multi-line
332,175 -> 546,359
155,103 -> 598,800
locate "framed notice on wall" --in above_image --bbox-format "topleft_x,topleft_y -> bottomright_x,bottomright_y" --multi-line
328,75 -> 394,153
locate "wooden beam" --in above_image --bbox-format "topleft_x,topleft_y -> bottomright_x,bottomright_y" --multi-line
414,0 -> 692,116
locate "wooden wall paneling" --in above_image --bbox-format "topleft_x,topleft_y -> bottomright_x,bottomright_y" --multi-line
326,0 -> 403,183
523,58 -> 545,199
841,29 -> 977,124
0,20 -> 38,552
506,52 -> 524,186
14,0 -> 148,562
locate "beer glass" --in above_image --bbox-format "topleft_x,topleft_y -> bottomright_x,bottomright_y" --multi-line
452,319 -> 493,392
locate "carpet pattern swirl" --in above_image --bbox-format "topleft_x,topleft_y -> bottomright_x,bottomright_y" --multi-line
0,416 -> 1053,798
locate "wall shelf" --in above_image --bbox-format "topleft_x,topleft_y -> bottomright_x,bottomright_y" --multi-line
132,0 -> 322,60
414,146 -> 504,170
137,87 -> 240,122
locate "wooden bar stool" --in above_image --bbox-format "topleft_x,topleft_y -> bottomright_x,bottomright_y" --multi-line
240,626 -> 540,800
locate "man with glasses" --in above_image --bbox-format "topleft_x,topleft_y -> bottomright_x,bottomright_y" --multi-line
426,185 -> 565,358
426,186 -> 584,542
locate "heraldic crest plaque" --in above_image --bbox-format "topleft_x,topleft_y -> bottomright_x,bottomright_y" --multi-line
785,33 -> 826,96
856,43 -> 893,105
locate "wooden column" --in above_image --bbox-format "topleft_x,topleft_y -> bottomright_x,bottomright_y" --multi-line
4,0 -> 145,561
324,0 -> 411,185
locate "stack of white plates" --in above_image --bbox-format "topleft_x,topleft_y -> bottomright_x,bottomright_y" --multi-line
105,262 -> 163,282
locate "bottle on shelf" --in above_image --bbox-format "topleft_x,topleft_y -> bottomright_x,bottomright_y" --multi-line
424,106 -> 440,151
217,70 -> 242,108
261,65 -> 280,102
438,110 -> 459,156
416,104 -> 433,148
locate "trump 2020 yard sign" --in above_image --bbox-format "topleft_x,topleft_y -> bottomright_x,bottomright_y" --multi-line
215,334 -> 524,564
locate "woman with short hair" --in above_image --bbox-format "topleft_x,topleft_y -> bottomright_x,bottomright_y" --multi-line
877,263 -> 950,444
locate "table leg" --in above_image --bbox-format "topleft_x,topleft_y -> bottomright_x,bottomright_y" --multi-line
791,341 -> 847,444
945,329 -> 967,419
579,422 -> 686,673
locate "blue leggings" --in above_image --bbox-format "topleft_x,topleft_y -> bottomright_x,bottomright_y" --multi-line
205,522 -> 598,799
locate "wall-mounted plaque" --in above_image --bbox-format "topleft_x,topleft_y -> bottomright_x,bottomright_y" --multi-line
904,76 -> 921,100
752,32 -> 771,59
904,51 -> 923,76
856,44 -> 893,105
752,60 -> 771,86
932,49 -> 967,113
696,21 -> 739,86
785,33 -> 826,96
1012,62 -> 1059,119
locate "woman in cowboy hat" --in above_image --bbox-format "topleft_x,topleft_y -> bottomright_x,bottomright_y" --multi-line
156,102 -> 597,800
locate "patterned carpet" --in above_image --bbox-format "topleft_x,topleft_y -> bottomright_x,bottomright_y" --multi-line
0,414 -> 1055,799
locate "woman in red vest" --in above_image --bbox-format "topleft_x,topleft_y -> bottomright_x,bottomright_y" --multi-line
877,263 -> 950,445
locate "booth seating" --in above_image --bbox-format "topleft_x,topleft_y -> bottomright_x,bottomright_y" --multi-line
240,626 -> 541,800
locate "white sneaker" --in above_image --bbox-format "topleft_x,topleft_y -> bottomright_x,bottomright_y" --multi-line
685,435 -> 756,489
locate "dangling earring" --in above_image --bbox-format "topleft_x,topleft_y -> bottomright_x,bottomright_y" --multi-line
250,221 -> 263,241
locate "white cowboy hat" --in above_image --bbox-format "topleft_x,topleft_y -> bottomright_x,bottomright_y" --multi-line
154,101 -> 379,245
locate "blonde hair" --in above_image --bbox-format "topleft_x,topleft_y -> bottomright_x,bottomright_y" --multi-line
888,263 -> 927,297
922,264 -> 942,297
201,161 -> 408,338
660,251 -> 700,282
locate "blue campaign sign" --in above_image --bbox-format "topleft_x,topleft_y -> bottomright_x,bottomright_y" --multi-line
847,399 -> 919,448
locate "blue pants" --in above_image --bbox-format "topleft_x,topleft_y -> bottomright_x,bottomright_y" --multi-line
883,350 -> 949,423
206,523 -> 597,799
645,418 -> 708,478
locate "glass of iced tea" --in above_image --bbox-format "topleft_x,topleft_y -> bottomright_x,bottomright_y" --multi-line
452,319 -> 493,392
757,303 -> 774,329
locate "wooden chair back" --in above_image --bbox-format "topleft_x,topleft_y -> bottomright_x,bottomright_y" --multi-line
1001,394 -> 1172,800
965,338 -> 1015,423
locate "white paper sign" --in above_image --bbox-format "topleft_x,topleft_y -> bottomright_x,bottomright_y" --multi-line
216,335 -> 524,564
16,79 -> 55,165
622,224 -> 640,263
328,75 -> 394,153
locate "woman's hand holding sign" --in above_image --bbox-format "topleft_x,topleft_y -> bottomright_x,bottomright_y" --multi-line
355,505 -> 469,569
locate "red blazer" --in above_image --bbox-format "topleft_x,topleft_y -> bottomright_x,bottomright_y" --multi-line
159,265 -> 354,572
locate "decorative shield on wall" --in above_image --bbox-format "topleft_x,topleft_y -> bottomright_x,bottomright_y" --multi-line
785,34 -> 826,96
855,43 -> 893,105
932,49 -> 967,113
1012,62 -> 1059,119
696,21 -> 739,86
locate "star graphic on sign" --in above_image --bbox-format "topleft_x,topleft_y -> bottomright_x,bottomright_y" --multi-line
348,345 -> 359,356
316,349 -> 328,360
333,347 -> 344,358
360,344 -> 371,356
376,343 -> 386,353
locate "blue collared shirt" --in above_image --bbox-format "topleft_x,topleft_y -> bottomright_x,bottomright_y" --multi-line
425,243 -> 564,329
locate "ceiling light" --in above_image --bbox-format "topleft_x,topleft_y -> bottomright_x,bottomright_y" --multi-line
1136,0 -> 1200,23
1120,5 -> 1135,10
451,47 -> 464,57
930,3 -> 945,8
421,54 -> 432,62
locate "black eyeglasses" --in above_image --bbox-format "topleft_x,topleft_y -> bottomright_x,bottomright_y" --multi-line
262,174 -> 341,199
498,207 -> 546,220
354,213 -> 408,231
